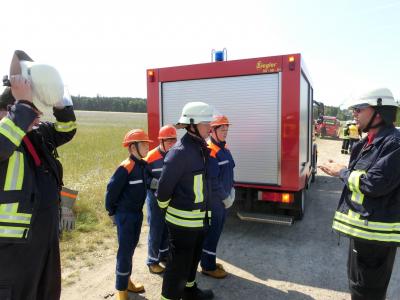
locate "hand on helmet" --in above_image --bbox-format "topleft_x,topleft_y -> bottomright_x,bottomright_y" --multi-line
10,75 -> 32,102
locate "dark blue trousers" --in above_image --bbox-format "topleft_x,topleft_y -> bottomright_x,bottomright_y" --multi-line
348,238 -> 397,300
115,211 -> 143,290
200,200 -> 226,271
162,225 -> 205,300
0,168 -> 61,300
146,190 -> 168,265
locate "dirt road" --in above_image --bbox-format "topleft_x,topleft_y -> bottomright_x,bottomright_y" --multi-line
61,138 -> 400,300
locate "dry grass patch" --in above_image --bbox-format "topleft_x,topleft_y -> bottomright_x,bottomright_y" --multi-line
44,110 -> 147,282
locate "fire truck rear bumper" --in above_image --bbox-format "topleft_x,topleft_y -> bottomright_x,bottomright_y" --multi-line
236,211 -> 294,226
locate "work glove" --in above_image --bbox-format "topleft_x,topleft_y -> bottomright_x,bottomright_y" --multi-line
230,187 -> 236,202
150,178 -> 159,190
59,187 -> 78,232
109,215 -> 116,225
222,195 -> 234,209
54,88 -> 73,109
60,206 -> 75,231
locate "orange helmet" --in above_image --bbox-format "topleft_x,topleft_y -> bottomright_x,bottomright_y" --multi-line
158,125 -> 177,140
122,129 -> 152,147
210,115 -> 231,127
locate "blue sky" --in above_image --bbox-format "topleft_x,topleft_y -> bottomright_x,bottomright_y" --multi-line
1,0 -> 399,106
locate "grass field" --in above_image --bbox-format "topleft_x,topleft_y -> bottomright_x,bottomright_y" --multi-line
44,110 -> 147,275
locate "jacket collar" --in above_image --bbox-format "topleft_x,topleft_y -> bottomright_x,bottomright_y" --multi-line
210,136 -> 226,149
370,126 -> 396,146
130,154 -> 146,165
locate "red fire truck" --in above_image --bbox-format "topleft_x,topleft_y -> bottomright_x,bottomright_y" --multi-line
315,116 -> 341,138
147,53 -> 317,225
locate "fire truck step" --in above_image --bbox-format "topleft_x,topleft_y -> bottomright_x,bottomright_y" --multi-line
236,211 -> 294,226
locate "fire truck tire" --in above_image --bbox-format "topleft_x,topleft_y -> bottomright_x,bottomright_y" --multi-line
311,144 -> 318,183
292,189 -> 306,220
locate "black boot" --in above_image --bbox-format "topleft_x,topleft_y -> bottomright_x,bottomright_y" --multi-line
182,284 -> 214,300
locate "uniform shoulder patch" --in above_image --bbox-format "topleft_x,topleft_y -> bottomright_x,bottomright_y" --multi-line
120,158 -> 135,174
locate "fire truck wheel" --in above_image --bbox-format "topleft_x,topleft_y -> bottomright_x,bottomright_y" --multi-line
311,171 -> 316,183
311,144 -> 318,183
292,189 -> 306,220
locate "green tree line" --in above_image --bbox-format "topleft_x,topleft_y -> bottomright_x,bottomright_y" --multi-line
323,105 -> 352,120
313,104 -> 352,121
71,96 -> 400,125
71,95 -> 147,113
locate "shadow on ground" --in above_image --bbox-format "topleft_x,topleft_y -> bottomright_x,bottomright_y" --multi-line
210,174 -> 399,299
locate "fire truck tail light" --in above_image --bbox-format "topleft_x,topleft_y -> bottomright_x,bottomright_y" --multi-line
281,193 -> 292,203
288,56 -> 295,71
258,191 -> 294,203
148,70 -> 155,82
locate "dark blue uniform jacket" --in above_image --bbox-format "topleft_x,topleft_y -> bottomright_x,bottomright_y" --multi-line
157,133 -> 210,229
105,155 -> 148,216
207,137 -> 235,203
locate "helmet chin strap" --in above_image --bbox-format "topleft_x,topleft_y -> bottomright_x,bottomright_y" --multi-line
212,126 -> 222,143
132,142 -> 144,158
160,140 -> 166,153
187,119 -> 203,139
363,109 -> 384,133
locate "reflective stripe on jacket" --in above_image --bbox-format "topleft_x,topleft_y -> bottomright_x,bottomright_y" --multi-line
343,127 -> 350,139
349,125 -> 360,139
333,126 -> 400,245
0,104 -> 76,243
157,133 -> 211,229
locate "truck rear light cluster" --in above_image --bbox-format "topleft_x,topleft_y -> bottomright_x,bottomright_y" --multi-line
288,56 -> 295,71
148,70 -> 155,82
258,191 -> 294,204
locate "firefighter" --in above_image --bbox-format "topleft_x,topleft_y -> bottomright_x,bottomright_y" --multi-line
105,129 -> 152,300
319,88 -> 400,300
200,115 -> 235,279
0,68 -> 76,299
341,121 -> 351,154
348,120 -> 361,153
158,102 -> 214,300
144,125 -> 177,274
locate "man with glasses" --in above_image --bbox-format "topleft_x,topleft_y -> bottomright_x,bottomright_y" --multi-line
319,88 -> 400,300
144,125 -> 177,274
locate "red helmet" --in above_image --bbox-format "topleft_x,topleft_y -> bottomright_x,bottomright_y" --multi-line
210,115 -> 231,127
122,129 -> 152,147
158,125 -> 177,140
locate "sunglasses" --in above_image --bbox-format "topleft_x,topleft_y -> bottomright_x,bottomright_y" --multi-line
352,106 -> 369,114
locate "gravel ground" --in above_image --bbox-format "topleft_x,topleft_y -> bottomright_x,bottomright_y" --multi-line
61,138 -> 400,300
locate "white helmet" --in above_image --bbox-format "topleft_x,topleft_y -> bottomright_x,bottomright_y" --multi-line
10,50 -> 64,110
177,102 -> 214,125
348,88 -> 398,109
346,120 -> 352,125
